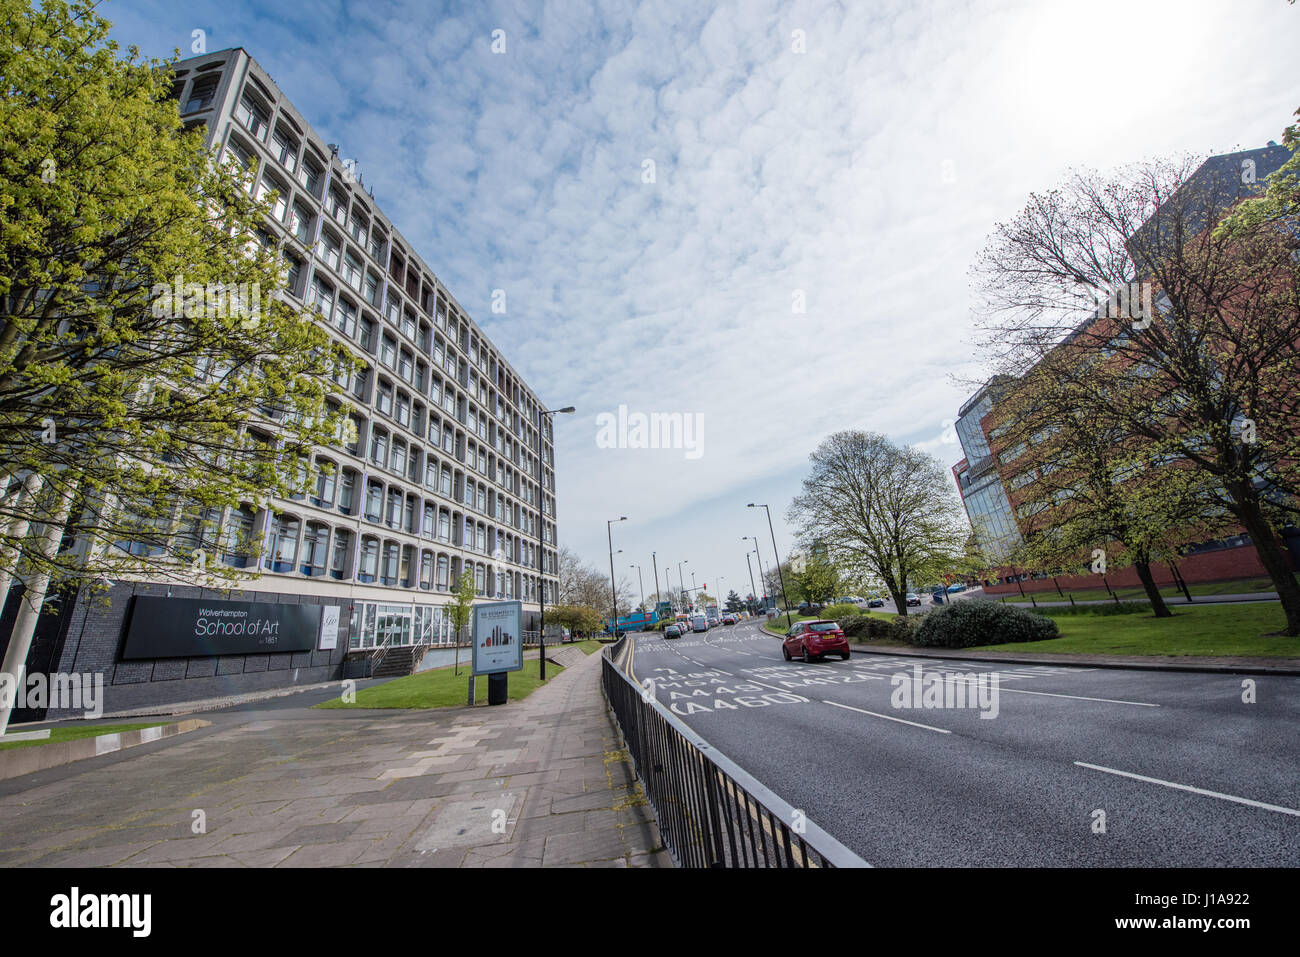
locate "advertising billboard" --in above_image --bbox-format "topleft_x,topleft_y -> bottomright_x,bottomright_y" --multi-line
472,600 -> 523,676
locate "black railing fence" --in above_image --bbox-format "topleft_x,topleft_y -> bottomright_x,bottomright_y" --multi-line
601,636 -> 869,868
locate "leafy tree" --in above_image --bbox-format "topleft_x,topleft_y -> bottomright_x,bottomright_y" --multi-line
974,153 -> 1300,634
993,351 -> 1231,616
788,554 -> 840,606
0,0 -> 353,730
449,570 -> 476,675
788,432 -> 965,616
545,604 -> 602,635
724,589 -> 742,612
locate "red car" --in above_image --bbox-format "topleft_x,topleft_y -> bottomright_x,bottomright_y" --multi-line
782,620 -> 850,661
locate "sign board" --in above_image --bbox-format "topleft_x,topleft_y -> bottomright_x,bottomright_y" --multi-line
472,600 -> 523,676
319,605 -> 341,650
121,596 -> 322,659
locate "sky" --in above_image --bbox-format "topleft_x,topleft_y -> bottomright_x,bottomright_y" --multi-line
105,0 -> 1300,604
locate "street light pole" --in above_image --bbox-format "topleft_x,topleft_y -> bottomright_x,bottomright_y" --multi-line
745,552 -> 758,612
536,406 -> 575,680
677,560 -> 688,611
744,535 -> 769,611
608,517 -> 627,636
750,503 -> 792,630
651,551 -> 661,620
630,563 -> 645,620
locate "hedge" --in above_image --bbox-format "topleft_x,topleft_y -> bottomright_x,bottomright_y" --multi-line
912,599 -> 1059,648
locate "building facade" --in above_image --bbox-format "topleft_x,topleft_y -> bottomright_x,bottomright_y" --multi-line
2,48 -> 562,717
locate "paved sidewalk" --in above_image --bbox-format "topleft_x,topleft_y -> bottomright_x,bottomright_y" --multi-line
0,647 -> 670,867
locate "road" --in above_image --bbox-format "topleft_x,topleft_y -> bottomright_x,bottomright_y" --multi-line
630,616 -> 1300,866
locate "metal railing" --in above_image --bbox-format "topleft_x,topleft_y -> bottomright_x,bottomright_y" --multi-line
601,636 -> 869,868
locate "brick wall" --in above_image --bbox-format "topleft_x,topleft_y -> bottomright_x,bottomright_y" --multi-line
981,542 -> 1286,596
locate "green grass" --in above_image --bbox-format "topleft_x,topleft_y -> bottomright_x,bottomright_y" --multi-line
315,660 -> 564,710
998,575 -> 1288,604
975,603 -> 1300,657
570,639 -> 603,655
0,722 -> 169,751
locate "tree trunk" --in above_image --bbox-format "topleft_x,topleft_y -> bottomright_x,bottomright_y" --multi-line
0,479 -> 76,735
0,473 -> 44,612
1134,561 -> 1172,618
1235,501 -> 1300,637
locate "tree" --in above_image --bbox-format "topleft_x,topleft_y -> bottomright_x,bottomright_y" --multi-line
545,604 -> 602,636
724,589 -> 742,612
788,554 -> 840,606
0,0 -> 352,731
449,570 -> 476,675
788,432 -> 966,616
992,351 -> 1232,616
973,152 -> 1300,634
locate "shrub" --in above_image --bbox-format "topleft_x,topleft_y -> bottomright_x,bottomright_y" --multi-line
823,602 -> 861,620
912,599 -> 1059,648
838,615 -> 915,643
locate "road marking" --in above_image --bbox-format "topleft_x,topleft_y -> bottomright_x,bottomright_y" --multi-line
1074,762 -> 1300,817
822,699 -> 951,734
995,688 -> 1158,707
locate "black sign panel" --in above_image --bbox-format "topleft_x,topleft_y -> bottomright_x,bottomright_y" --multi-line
121,596 -> 323,659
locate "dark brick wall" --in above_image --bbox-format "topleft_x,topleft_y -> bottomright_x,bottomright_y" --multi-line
34,582 -> 354,718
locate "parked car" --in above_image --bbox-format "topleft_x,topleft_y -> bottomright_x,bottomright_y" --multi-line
947,582 -> 967,593
906,593 -> 921,607
867,596 -> 885,608
782,620 -> 851,662
664,624 -> 683,639
797,601 -> 824,616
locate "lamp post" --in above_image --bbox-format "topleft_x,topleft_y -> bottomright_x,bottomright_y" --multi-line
651,552 -> 662,621
749,504 -> 792,629
630,563 -> 645,624
608,517 -> 627,636
744,535 -> 769,611
536,406 -> 575,680
677,560 -> 688,611
745,551 -> 758,613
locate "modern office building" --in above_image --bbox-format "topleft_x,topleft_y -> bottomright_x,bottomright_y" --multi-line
951,143 -> 1299,594
0,48 -> 562,717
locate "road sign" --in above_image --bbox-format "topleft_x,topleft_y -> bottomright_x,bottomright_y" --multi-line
472,600 -> 523,676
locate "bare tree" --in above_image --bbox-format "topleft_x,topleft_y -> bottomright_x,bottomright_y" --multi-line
788,432 -> 965,616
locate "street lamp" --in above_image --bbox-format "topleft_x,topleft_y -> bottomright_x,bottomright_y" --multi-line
630,563 -> 645,621
651,552 -> 662,621
608,517 -> 627,637
745,552 -> 758,613
749,504 -> 792,629
537,406 -> 575,680
677,560 -> 688,611
744,535 -> 769,611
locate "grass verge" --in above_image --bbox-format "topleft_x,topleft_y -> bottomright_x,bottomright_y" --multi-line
977,603 -> 1300,657
315,660 -> 565,709
0,722 -> 169,751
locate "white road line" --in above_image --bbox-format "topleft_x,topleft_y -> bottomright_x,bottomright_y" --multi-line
1074,762 -> 1300,817
822,699 -> 951,734
995,688 -> 1159,707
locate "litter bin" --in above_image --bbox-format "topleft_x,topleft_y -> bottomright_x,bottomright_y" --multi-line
488,671 -> 508,705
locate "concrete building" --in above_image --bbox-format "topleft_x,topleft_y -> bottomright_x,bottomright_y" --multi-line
1,48 -> 562,718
